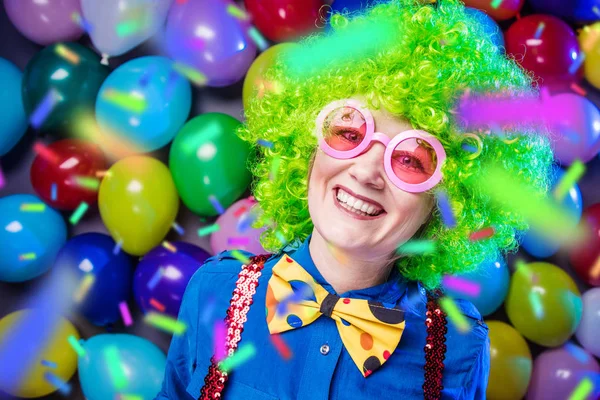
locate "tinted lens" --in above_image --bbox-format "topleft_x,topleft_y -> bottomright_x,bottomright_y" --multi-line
391,138 -> 438,184
322,106 -> 367,151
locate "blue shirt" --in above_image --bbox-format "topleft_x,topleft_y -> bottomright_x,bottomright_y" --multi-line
156,234 -> 490,400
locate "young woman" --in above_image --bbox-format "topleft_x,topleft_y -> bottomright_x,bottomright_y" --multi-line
156,0 -> 553,398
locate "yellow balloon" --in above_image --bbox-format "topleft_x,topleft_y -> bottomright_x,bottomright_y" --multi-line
0,310 -> 79,398
579,23 -> 600,90
99,155 -> 179,256
486,321 -> 532,400
505,262 -> 582,347
242,43 -> 297,110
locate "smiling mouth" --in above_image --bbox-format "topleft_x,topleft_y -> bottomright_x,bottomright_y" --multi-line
333,188 -> 386,220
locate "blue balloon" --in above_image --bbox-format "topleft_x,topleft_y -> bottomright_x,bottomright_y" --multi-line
78,334 -> 166,400
464,8 -> 505,51
442,254 -> 510,316
54,233 -> 133,326
0,58 -> 28,156
326,0 -> 389,32
529,0 -> 600,24
0,194 -> 67,282
521,166 -> 583,258
96,56 -> 191,152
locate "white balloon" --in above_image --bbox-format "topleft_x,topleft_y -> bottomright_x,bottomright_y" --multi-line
81,0 -> 173,60
575,287 -> 600,357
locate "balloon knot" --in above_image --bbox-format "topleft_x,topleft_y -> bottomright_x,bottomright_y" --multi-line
100,54 -> 109,66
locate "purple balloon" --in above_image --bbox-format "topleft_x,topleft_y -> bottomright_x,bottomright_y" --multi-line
164,0 -> 257,87
133,241 -> 211,318
4,0 -> 84,45
527,345 -> 600,400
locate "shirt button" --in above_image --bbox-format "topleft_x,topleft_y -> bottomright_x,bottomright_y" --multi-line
320,344 -> 330,355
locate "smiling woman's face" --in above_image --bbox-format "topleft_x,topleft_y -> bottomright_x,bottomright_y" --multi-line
307,95 -> 435,261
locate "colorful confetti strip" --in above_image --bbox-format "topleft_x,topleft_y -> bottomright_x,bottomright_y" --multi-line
270,334 -> 292,360
569,53 -> 586,75
41,360 -> 58,369
162,241 -> 178,253
534,22 -> 545,39
20,202 -> 46,212
19,253 -> 37,261
44,371 -> 71,395
571,83 -> 587,96
218,343 -> 256,373
435,189 -> 456,228
201,297 -> 217,325
172,62 -> 207,86
490,0 -> 503,9
150,298 -> 166,312
227,4 -> 250,20
30,89 -> 61,129
119,301 -> 133,327
439,297 -> 470,333
172,221 -> 185,235
469,226 -> 495,241
68,335 -> 86,357
270,156 -> 281,181
33,141 -> 60,164
248,27 -> 269,51
234,206 -> 248,217
51,183 -> 57,201
214,321 -> 227,362
564,342 -> 590,364
257,139 -> 274,148
275,230 -> 289,247
71,12 -> 93,33
104,346 -> 128,390
73,274 -> 95,303
116,20 -> 144,37
237,211 -> 258,233
145,312 -> 187,335
442,276 -> 481,297
554,160 -> 586,201
209,195 -> 225,214
529,290 -> 544,319
113,240 -> 123,255
461,143 -> 477,153
569,377 -> 593,400
230,250 -> 251,264
119,395 -> 143,400
198,224 -> 220,236
396,239 -> 437,255
102,89 -> 147,113
0,163 -> 5,190
147,267 -> 164,290
69,201 -> 89,225
72,176 -> 100,191
228,237 -> 250,246
590,254 -> 600,279
55,44 -> 80,64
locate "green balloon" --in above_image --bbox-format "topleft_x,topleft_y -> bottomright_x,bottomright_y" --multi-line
169,113 -> 252,216
22,42 -> 109,132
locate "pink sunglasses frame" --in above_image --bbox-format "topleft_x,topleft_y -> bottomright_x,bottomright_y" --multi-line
315,99 -> 447,193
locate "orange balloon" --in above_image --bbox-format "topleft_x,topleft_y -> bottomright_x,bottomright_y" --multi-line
463,0 -> 525,21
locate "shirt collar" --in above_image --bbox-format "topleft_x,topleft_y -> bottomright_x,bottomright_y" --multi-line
286,233 -> 407,303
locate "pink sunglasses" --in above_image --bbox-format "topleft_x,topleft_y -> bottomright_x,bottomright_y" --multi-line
315,99 -> 446,193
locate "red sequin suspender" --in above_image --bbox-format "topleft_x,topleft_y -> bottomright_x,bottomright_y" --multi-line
199,255 -> 448,400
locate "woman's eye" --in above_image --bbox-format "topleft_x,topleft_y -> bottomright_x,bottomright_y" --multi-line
393,153 -> 425,171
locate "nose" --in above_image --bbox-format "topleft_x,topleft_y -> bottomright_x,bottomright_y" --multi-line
347,136 -> 387,189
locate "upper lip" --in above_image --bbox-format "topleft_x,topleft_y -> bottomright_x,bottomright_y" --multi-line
334,185 -> 386,212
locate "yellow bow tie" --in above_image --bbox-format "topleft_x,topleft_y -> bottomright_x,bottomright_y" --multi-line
266,255 -> 406,377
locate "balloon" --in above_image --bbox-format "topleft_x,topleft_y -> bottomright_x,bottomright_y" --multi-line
0,194 -> 67,282
463,0 -> 524,21
527,345 -> 600,400
243,0 -> 325,42
54,233 -> 133,326
521,166 -> 583,257
0,311 -> 79,398
569,203 -> 600,286
169,113 -> 252,216
164,0 -> 257,87
96,56 -> 191,153
442,253 -> 509,317
575,288 -> 600,357
486,321 -> 532,400
81,0 -> 173,60
99,156 -> 179,256
243,43 -> 297,110
78,334 -> 166,400
134,241 -> 211,318
580,23 -> 600,91
0,58 -> 28,156
3,0 -> 84,45
543,93 -> 600,165
504,15 -> 582,91
211,197 -> 268,256
21,43 -> 110,133
528,0 -> 600,23
505,262 -> 582,347
464,8 -> 505,51
30,139 -> 107,210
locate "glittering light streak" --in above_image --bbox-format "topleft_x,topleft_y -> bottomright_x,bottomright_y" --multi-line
230,250 -> 251,264
69,201 -> 89,225
435,189 -> 456,228
491,0 -> 503,9
248,27 -> 269,51
214,320 -> 227,362
73,274 -> 95,303
439,297 -> 470,333
55,44 -> 80,64
209,195 -> 225,214
227,4 -> 250,20
51,183 -> 57,200
553,160 -> 586,201
442,276 -> 481,297
534,22 -> 545,39
270,156 -> 281,181
19,253 -> 37,261
198,224 -> 220,236
469,226 -> 495,242
396,239 -> 437,255
41,359 -> 58,369
72,176 -> 100,191
172,221 -> 185,235
569,53 -> 586,75
162,241 -> 177,253
172,62 -> 207,86
218,343 -> 256,373
257,139 -> 274,148
33,141 -> 60,164
570,83 -> 587,96
104,346 -> 127,390
102,89 -> 147,113
270,334 -> 292,360
68,335 -> 86,357
144,312 -> 187,335
113,240 -> 123,255
71,12 -> 93,33
568,377 -> 593,400
20,202 -> 46,212
147,268 -> 164,290
44,371 -> 71,395
228,237 -> 250,246
30,89 -> 61,129
116,20 -> 144,37
119,301 -> 133,327
149,298 -> 166,312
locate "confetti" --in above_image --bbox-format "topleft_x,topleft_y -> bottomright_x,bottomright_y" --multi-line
218,343 -> 256,373
20,202 -> 46,212
198,224 -> 220,236
237,211 -> 258,233
569,377 -> 593,400
96,170 -> 111,178
270,334 -> 292,360
570,82 -> 587,96
44,371 -> 71,395
162,241 -> 177,253
270,156 -> 281,181
19,253 -> 37,261
590,254 -> 600,279
113,240 -> 123,255
104,346 -> 128,390
214,320 -> 227,362
102,89 -> 147,113
73,274 -> 95,303
209,195 -> 225,214
147,268 -> 164,290
230,250 -> 251,264
469,226 -> 495,241
435,189 -> 456,228
33,141 -> 60,164
396,239 -> 437,255
71,12 -> 93,33
227,4 -> 250,20
461,143 -> 477,153
553,160 -> 586,201
228,237 -> 250,246
172,62 -> 207,86
257,139 -> 274,148
201,296 -> 216,325
490,0 -> 503,9
68,335 -> 86,357
248,27 -> 269,51
54,44 -> 80,65
442,276 -> 481,297
120,395 -> 143,400
119,301 -> 133,327
51,183 -> 57,201
0,163 -> 5,190
569,53 -> 586,75
534,22 -> 545,39
439,297 -> 470,333
275,230 -> 289,247
69,202 -> 89,225
564,342 -> 590,364
144,312 -> 187,335
41,360 -> 58,369
116,20 -> 144,37
149,298 -> 166,312
72,176 -> 100,191
529,290 -> 544,319
30,89 -> 61,129
172,221 -> 185,235
234,206 -> 248,217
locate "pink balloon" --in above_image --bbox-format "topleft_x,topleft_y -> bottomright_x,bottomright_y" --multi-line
210,197 -> 268,256
4,0 -> 84,45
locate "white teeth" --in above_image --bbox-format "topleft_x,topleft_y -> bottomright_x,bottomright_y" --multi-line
335,188 -> 382,216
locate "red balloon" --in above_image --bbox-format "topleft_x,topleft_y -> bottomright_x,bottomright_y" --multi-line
569,203 -> 600,286
505,15 -> 582,90
244,0 -> 325,42
463,0 -> 524,21
30,139 -> 107,211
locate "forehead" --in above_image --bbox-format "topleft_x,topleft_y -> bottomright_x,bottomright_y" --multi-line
349,95 -> 414,138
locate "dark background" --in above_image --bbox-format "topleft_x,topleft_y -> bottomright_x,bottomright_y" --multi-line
1,1 -> 600,399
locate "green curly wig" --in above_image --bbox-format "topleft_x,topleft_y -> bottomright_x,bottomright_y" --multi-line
237,0 -> 554,289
